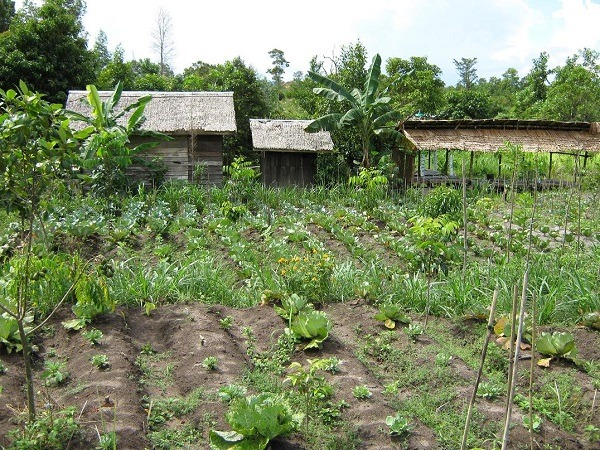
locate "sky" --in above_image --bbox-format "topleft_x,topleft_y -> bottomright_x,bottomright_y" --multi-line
14,0 -> 600,85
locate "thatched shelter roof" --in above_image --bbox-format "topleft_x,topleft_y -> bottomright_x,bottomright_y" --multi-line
250,119 -> 334,153
398,119 -> 600,153
66,91 -> 237,135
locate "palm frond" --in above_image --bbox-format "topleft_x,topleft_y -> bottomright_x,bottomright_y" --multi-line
309,71 -> 356,104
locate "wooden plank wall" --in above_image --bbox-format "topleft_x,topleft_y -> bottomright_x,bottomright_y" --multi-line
261,152 -> 317,187
128,134 -> 224,186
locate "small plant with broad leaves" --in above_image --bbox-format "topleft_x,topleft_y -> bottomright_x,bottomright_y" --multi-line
404,322 -> 424,342
386,413 -> 412,437
42,360 -> 70,386
353,385 -> 372,400
218,384 -> 247,403
219,316 -> 233,330
202,356 -> 218,371
476,381 -> 503,400
209,393 -> 302,450
290,310 -> 332,350
82,328 -> 103,346
535,331 -> 578,367
523,414 -> 543,432
374,304 -> 410,329
91,354 -> 110,370
62,272 -> 115,331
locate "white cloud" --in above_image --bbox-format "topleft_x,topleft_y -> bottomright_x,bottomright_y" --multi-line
549,0 -> 600,61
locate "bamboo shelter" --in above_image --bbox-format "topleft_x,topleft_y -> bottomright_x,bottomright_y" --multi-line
397,119 -> 600,184
66,91 -> 237,186
250,119 -> 334,187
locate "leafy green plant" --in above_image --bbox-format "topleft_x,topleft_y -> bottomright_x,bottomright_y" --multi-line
584,425 -> 600,443
209,393 -> 302,450
352,385 -> 372,400
41,360 -> 70,386
0,310 -> 33,353
91,354 -> 110,370
7,406 -> 80,449
82,328 -> 104,346
404,322 -> 424,342
274,293 -> 313,327
218,384 -> 247,403
219,316 -> 233,330
581,312 -> 600,330
385,413 -> 412,437
322,357 -> 344,374
62,273 -> 115,331
476,381 -> 503,400
202,356 -> 218,371
419,185 -> 462,219
536,331 -> 578,367
523,414 -> 542,432
373,304 -> 410,329
290,310 -> 332,349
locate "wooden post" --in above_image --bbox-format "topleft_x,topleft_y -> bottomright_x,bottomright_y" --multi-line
498,153 -> 502,179
548,152 -> 553,179
469,151 -> 474,178
583,151 -> 589,169
417,151 -> 422,177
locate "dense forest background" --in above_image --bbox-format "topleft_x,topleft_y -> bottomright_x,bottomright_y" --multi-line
1,0 -> 599,173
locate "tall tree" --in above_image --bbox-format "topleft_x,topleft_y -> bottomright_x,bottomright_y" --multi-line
454,57 -> 478,90
96,45 -> 135,90
151,7 -> 175,76
514,52 -> 550,118
0,0 -> 95,103
267,48 -> 289,88
384,56 -> 445,116
0,0 -> 14,32
92,30 -> 111,80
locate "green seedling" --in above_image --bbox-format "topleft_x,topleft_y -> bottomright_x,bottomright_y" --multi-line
373,304 -> 410,329
219,316 -> 234,330
404,322 -> 424,341
584,425 -> 600,443
476,381 -> 503,400
202,356 -> 218,371
42,360 -> 70,386
536,331 -> 578,367
523,414 -> 542,432
91,354 -> 110,370
435,352 -> 452,367
82,328 -> 103,346
140,343 -> 156,355
0,361 -> 7,374
218,384 -> 247,403
581,312 -> 600,331
322,357 -> 344,374
352,385 -> 372,400
386,413 -> 412,437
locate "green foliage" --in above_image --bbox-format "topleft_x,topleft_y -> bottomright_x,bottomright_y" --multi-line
523,414 -> 542,432
219,316 -> 234,330
273,293 -> 313,325
41,360 -> 70,386
0,0 -> 94,104
218,384 -> 248,403
385,413 -> 412,437
536,331 -> 577,366
419,185 -> 463,219
276,250 -> 334,303
0,310 -> 32,353
223,156 -> 260,204
581,312 -> 600,330
352,385 -> 372,399
290,310 -> 332,349
209,393 -> 301,450
405,215 -> 460,275
72,82 -> 171,196
7,406 -> 79,450
476,381 -> 503,400
202,356 -> 218,371
373,304 -> 410,329
404,322 -> 424,341
306,53 -> 405,168
91,354 -> 110,370
81,328 -> 104,346
0,82 -> 80,220
62,272 -> 114,330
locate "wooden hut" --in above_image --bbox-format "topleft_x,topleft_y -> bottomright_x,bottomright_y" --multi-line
397,118 -> 600,184
66,91 -> 237,186
250,119 -> 334,187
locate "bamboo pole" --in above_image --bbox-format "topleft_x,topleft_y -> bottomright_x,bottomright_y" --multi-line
460,287 -> 499,450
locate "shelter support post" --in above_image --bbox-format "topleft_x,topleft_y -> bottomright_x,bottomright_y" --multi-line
583,151 -> 589,169
548,152 -> 553,179
497,153 -> 502,179
469,151 -> 474,178
442,149 -> 449,174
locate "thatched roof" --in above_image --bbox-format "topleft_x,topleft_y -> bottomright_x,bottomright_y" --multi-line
66,91 -> 237,135
398,119 -> 600,153
250,119 -> 334,153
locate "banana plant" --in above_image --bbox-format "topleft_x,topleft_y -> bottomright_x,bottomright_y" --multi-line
305,54 -> 406,168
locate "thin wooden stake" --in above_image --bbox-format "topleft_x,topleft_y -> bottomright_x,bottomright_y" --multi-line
460,287 -> 499,450
502,270 -> 530,450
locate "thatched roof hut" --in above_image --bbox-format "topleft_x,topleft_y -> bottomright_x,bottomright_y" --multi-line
250,119 -> 334,187
399,119 -> 600,153
65,91 -> 237,185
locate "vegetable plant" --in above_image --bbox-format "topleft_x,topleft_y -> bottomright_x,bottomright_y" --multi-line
536,331 -> 578,367
42,360 -> 70,386
373,304 -> 410,329
91,354 -> 110,370
290,310 -> 332,349
404,322 -> 424,342
385,413 -> 412,437
82,328 -> 103,346
202,356 -> 218,371
352,385 -> 372,400
209,393 -> 302,450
